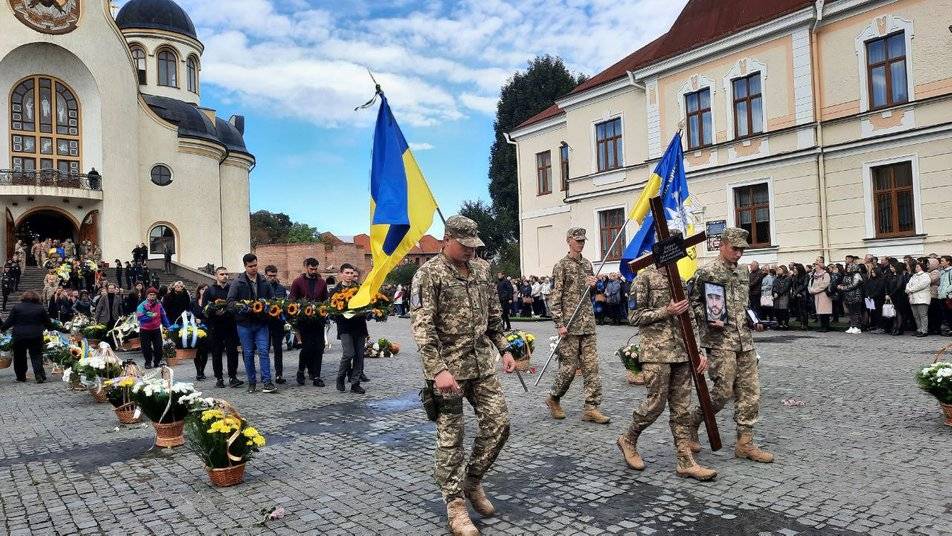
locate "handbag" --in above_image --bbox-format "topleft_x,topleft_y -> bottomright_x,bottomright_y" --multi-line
882,298 -> 896,318
864,297 -> 876,311
760,294 -> 773,307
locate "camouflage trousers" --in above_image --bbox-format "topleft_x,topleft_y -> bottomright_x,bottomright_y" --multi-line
691,349 -> 760,435
549,333 -> 602,408
434,374 -> 510,502
626,362 -> 693,450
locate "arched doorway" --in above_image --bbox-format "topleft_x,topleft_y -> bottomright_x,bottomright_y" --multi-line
14,209 -> 78,256
148,224 -> 176,259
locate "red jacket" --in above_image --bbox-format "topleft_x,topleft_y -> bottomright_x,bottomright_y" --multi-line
289,274 -> 328,301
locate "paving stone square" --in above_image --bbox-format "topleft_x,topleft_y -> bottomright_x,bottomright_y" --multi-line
0,319 -> 950,535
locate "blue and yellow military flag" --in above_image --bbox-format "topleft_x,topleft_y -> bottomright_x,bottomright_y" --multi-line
349,95 -> 438,308
619,133 -> 698,281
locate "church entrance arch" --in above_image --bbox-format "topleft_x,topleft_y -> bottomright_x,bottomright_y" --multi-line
12,208 -> 78,259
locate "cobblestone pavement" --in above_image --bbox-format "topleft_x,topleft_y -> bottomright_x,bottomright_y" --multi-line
0,319 -> 950,535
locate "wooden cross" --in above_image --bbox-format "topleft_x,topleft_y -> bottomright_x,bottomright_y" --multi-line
627,196 -> 722,451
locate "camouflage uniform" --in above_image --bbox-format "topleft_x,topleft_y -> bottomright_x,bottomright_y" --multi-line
688,228 -> 760,436
548,228 -> 602,409
410,216 -> 510,503
625,265 -> 696,463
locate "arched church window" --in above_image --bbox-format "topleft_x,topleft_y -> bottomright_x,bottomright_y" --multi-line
150,164 -> 172,186
157,49 -> 178,87
9,76 -> 81,177
149,225 -> 175,255
187,56 -> 199,94
130,45 -> 147,85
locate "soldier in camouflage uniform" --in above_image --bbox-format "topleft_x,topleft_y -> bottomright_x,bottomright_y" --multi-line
545,227 -> 610,424
616,263 -> 717,480
687,227 -> 774,463
410,215 -> 517,536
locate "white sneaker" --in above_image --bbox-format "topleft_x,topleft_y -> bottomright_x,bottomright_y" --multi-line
846,327 -> 856,334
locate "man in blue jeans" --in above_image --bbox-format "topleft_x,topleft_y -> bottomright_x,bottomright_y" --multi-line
227,253 -> 276,393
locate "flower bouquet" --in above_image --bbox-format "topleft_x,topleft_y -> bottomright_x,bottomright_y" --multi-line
185,402 -> 266,487
162,339 -> 179,366
364,338 -> 400,358
64,314 -> 92,333
204,299 -> 229,317
330,288 -> 391,321
505,330 -> 535,372
130,377 -> 198,447
170,324 -> 206,350
0,333 -> 12,369
109,314 -> 140,351
616,342 -> 644,385
294,300 -> 329,328
916,360 -> 952,426
104,376 -> 140,424
235,299 -> 270,322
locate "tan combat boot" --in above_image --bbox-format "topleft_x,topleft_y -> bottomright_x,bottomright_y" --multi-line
462,478 -> 495,517
675,448 -> 717,481
735,433 -> 775,463
545,395 -> 565,420
446,498 -> 480,536
616,434 -> 645,470
581,406 -> 611,424
686,423 -> 702,454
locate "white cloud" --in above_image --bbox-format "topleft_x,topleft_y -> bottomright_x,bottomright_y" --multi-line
408,142 -> 434,151
137,0 -> 687,127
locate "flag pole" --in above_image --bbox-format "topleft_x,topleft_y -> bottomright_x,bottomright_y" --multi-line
533,214 -> 634,386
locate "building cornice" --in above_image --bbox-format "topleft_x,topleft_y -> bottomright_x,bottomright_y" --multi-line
120,28 -> 205,54
508,114 -> 566,140
555,77 -> 637,110
178,138 -> 224,159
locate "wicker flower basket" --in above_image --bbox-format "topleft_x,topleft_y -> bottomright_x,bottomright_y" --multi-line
941,403 -> 952,427
0,352 -> 11,369
89,387 -> 109,403
114,403 -> 140,424
175,348 -> 197,360
121,339 -> 141,352
153,420 -> 185,448
206,463 -> 246,487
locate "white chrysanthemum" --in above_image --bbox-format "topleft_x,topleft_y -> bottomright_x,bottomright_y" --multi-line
62,368 -> 73,382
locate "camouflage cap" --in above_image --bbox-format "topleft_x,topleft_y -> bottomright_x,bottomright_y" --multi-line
445,215 -> 484,248
566,227 -> 587,241
721,227 -> 750,248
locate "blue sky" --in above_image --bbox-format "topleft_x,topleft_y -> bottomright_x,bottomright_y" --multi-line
143,0 -> 687,236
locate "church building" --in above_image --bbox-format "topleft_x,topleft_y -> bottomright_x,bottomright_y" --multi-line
0,0 -> 254,268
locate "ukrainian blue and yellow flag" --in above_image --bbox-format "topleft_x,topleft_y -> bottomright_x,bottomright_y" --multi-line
619,133 -> 698,281
350,95 -> 438,308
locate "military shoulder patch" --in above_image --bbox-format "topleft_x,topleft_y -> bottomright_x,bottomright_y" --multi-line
410,285 -> 423,309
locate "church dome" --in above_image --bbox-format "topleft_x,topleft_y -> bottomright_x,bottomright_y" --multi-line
116,0 -> 198,40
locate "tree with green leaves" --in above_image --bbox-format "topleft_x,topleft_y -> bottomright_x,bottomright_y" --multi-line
287,222 -> 321,243
488,56 -> 585,241
250,210 -> 293,246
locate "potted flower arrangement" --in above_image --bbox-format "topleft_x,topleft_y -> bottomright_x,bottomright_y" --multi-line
170,321 -> 206,360
616,339 -> 644,385
162,338 -> 179,366
109,314 -> 140,351
185,402 -> 266,487
505,330 -> 535,372
77,343 -> 123,403
64,314 -> 92,333
364,338 -> 400,358
104,376 -> 140,424
916,361 -> 952,426
82,323 -> 108,345
0,334 -> 12,369
130,377 -> 198,447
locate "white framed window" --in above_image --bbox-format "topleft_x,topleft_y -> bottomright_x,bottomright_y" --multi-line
594,206 -> 626,261
591,115 -> 624,173
855,15 -> 914,113
725,178 -> 775,249
862,155 -> 922,239
677,75 -> 717,149
723,59 -> 768,141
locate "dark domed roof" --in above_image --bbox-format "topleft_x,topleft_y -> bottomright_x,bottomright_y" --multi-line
116,0 -> 197,40
143,95 -> 252,157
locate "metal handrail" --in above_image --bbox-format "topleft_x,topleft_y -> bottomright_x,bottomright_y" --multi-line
0,169 -> 102,191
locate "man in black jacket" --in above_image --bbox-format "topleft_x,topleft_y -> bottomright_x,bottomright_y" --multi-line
265,265 -> 288,384
206,267 -> 242,389
496,272 -> 513,331
2,291 -> 59,382
333,263 -> 367,394
227,253 -> 276,393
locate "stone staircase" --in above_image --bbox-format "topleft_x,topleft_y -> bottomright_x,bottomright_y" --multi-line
10,265 -> 212,304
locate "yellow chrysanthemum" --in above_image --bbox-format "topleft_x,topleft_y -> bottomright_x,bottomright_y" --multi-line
242,426 -> 259,438
201,409 -> 224,422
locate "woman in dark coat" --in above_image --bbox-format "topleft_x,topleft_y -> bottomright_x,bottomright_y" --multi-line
162,281 -> 191,323
2,291 -> 59,382
771,265 -> 792,329
192,284 -> 210,381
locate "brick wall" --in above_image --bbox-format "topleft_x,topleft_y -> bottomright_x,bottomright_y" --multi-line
253,242 -> 372,285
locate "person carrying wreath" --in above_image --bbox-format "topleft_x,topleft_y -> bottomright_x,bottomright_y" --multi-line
331,263 -> 368,394
227,253 -> 276,394
288,257 -> 328,387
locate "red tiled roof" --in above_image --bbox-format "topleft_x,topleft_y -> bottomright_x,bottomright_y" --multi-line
319,231 -> 344,245
515,0 -> 816,130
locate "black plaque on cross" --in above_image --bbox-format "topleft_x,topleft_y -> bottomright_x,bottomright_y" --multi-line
628,196 -> 722,451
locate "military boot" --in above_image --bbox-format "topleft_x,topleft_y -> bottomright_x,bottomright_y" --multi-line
675,448 -> 717,481
735,433 -> 774,463
686,423 -> 702,453
616,434 -> 645,470
545,396 -> 565,420
446,498 -> 480,536
581,406 -> 610,424
462,478 -> 495,517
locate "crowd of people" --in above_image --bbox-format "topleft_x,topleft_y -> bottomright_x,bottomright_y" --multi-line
748,253 -> 952,337
493,273 -> 631,329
